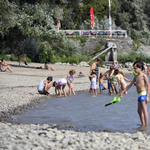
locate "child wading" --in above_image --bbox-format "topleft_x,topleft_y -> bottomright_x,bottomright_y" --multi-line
89,70 -> 97,95
67,69 -> 76,96
110,69 -> 120,95
99,72 -> 107,94
120,60 -> 149,126
118,71 -> 131,94
53,78 -> 67,97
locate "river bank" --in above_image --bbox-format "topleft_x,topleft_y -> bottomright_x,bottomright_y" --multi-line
0,61 -> 149,150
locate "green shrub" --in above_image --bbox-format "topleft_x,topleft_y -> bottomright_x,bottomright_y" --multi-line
38,43 -> 47,63
131,40 -> 141,51
80,37 -> 87,44
54,56 -> 63,63
0,54 -> 9,61
17,37 -> 39,62
38,42 -> 55,63
10,54 -> 18,61
117,51 -> 150,63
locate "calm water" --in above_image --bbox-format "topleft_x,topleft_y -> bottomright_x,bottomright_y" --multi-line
11,75 -> 150,134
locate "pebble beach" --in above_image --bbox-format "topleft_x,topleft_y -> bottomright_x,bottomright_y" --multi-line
0,61 -> 150,150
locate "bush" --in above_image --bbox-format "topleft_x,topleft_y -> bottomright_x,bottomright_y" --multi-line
16,37 -> 39,62
10,54 -> 31,62
38,43 -> 47,63
117,51 -> 150,63
38,42 -> 55,63
0,54 -> 9,61
10,54 -> 18,61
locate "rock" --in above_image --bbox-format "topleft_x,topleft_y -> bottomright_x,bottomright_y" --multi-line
78,72 -> 85,77
5,54 -> 12,60
71,63 -> 77,66
102,65 -> 106,68
78,61 -> 90,67
55,62 -> 62,65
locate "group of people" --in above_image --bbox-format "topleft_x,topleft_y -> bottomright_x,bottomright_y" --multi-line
89,59 -> 149,127
1,57 -> 149,127
37,69 -> 76,97
89,65 -> 131,96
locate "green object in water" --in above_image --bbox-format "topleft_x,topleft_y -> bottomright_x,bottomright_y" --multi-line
104,96 -> 121,106
133,71 -> 138,76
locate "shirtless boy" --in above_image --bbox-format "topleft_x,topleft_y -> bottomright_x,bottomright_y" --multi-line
99,72 -> 107,94
120,60 -> 149,126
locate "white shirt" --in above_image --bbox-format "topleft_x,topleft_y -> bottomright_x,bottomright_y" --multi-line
91,76 -> 96,84
37,79 -> 46,91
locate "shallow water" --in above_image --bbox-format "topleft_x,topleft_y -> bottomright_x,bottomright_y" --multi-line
11,75 -> 150,134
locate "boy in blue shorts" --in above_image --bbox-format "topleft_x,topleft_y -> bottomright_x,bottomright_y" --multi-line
120,60 -> 149,126
99,72 -> 107,94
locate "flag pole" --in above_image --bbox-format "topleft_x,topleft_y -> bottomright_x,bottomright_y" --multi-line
109,0 -> 112,37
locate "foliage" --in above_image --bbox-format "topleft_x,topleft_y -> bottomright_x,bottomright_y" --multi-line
117,51 -> 150,63
131,40 -> 141,51
53,54 -> 93,64
52,37 -> 80,57
80,15 -> 122,30
0,54 -> 9,61
16,37 -> 39,62
0,0 -> 16,36
10,54 -> 18,61
38,42 -> 55,63
117,0 -> 150,44
94,38 -> 106,52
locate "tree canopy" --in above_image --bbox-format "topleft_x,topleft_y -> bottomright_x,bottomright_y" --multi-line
1,0 -> 150,61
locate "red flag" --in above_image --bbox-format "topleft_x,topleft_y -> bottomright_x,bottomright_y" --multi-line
89,7 -> 94,27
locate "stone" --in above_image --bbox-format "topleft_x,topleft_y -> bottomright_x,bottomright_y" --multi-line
78,61 -> 89,67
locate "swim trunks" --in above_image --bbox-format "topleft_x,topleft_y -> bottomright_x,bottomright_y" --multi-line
138,91 -> 147,102
99,84 -> 104,89
1,69 -> 5,72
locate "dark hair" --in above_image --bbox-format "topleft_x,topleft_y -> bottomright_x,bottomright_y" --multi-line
100,72 -> 103,78
53,81 -> 56,87
110,65 -> 114,70
97,58 -> 102,63
69,69 -> 76,74
1,59 -> 4,62
47,76 -> 53,81
114,69 -> 119,74
133,60 -> 144,71
91,69 -> 96,75
45,61 -> 48,64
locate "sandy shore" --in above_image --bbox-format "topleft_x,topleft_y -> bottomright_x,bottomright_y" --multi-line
0,61 -> 133,113
1,61 -> 150,150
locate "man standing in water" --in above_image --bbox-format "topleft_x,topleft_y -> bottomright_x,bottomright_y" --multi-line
90,58 -> 103,83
